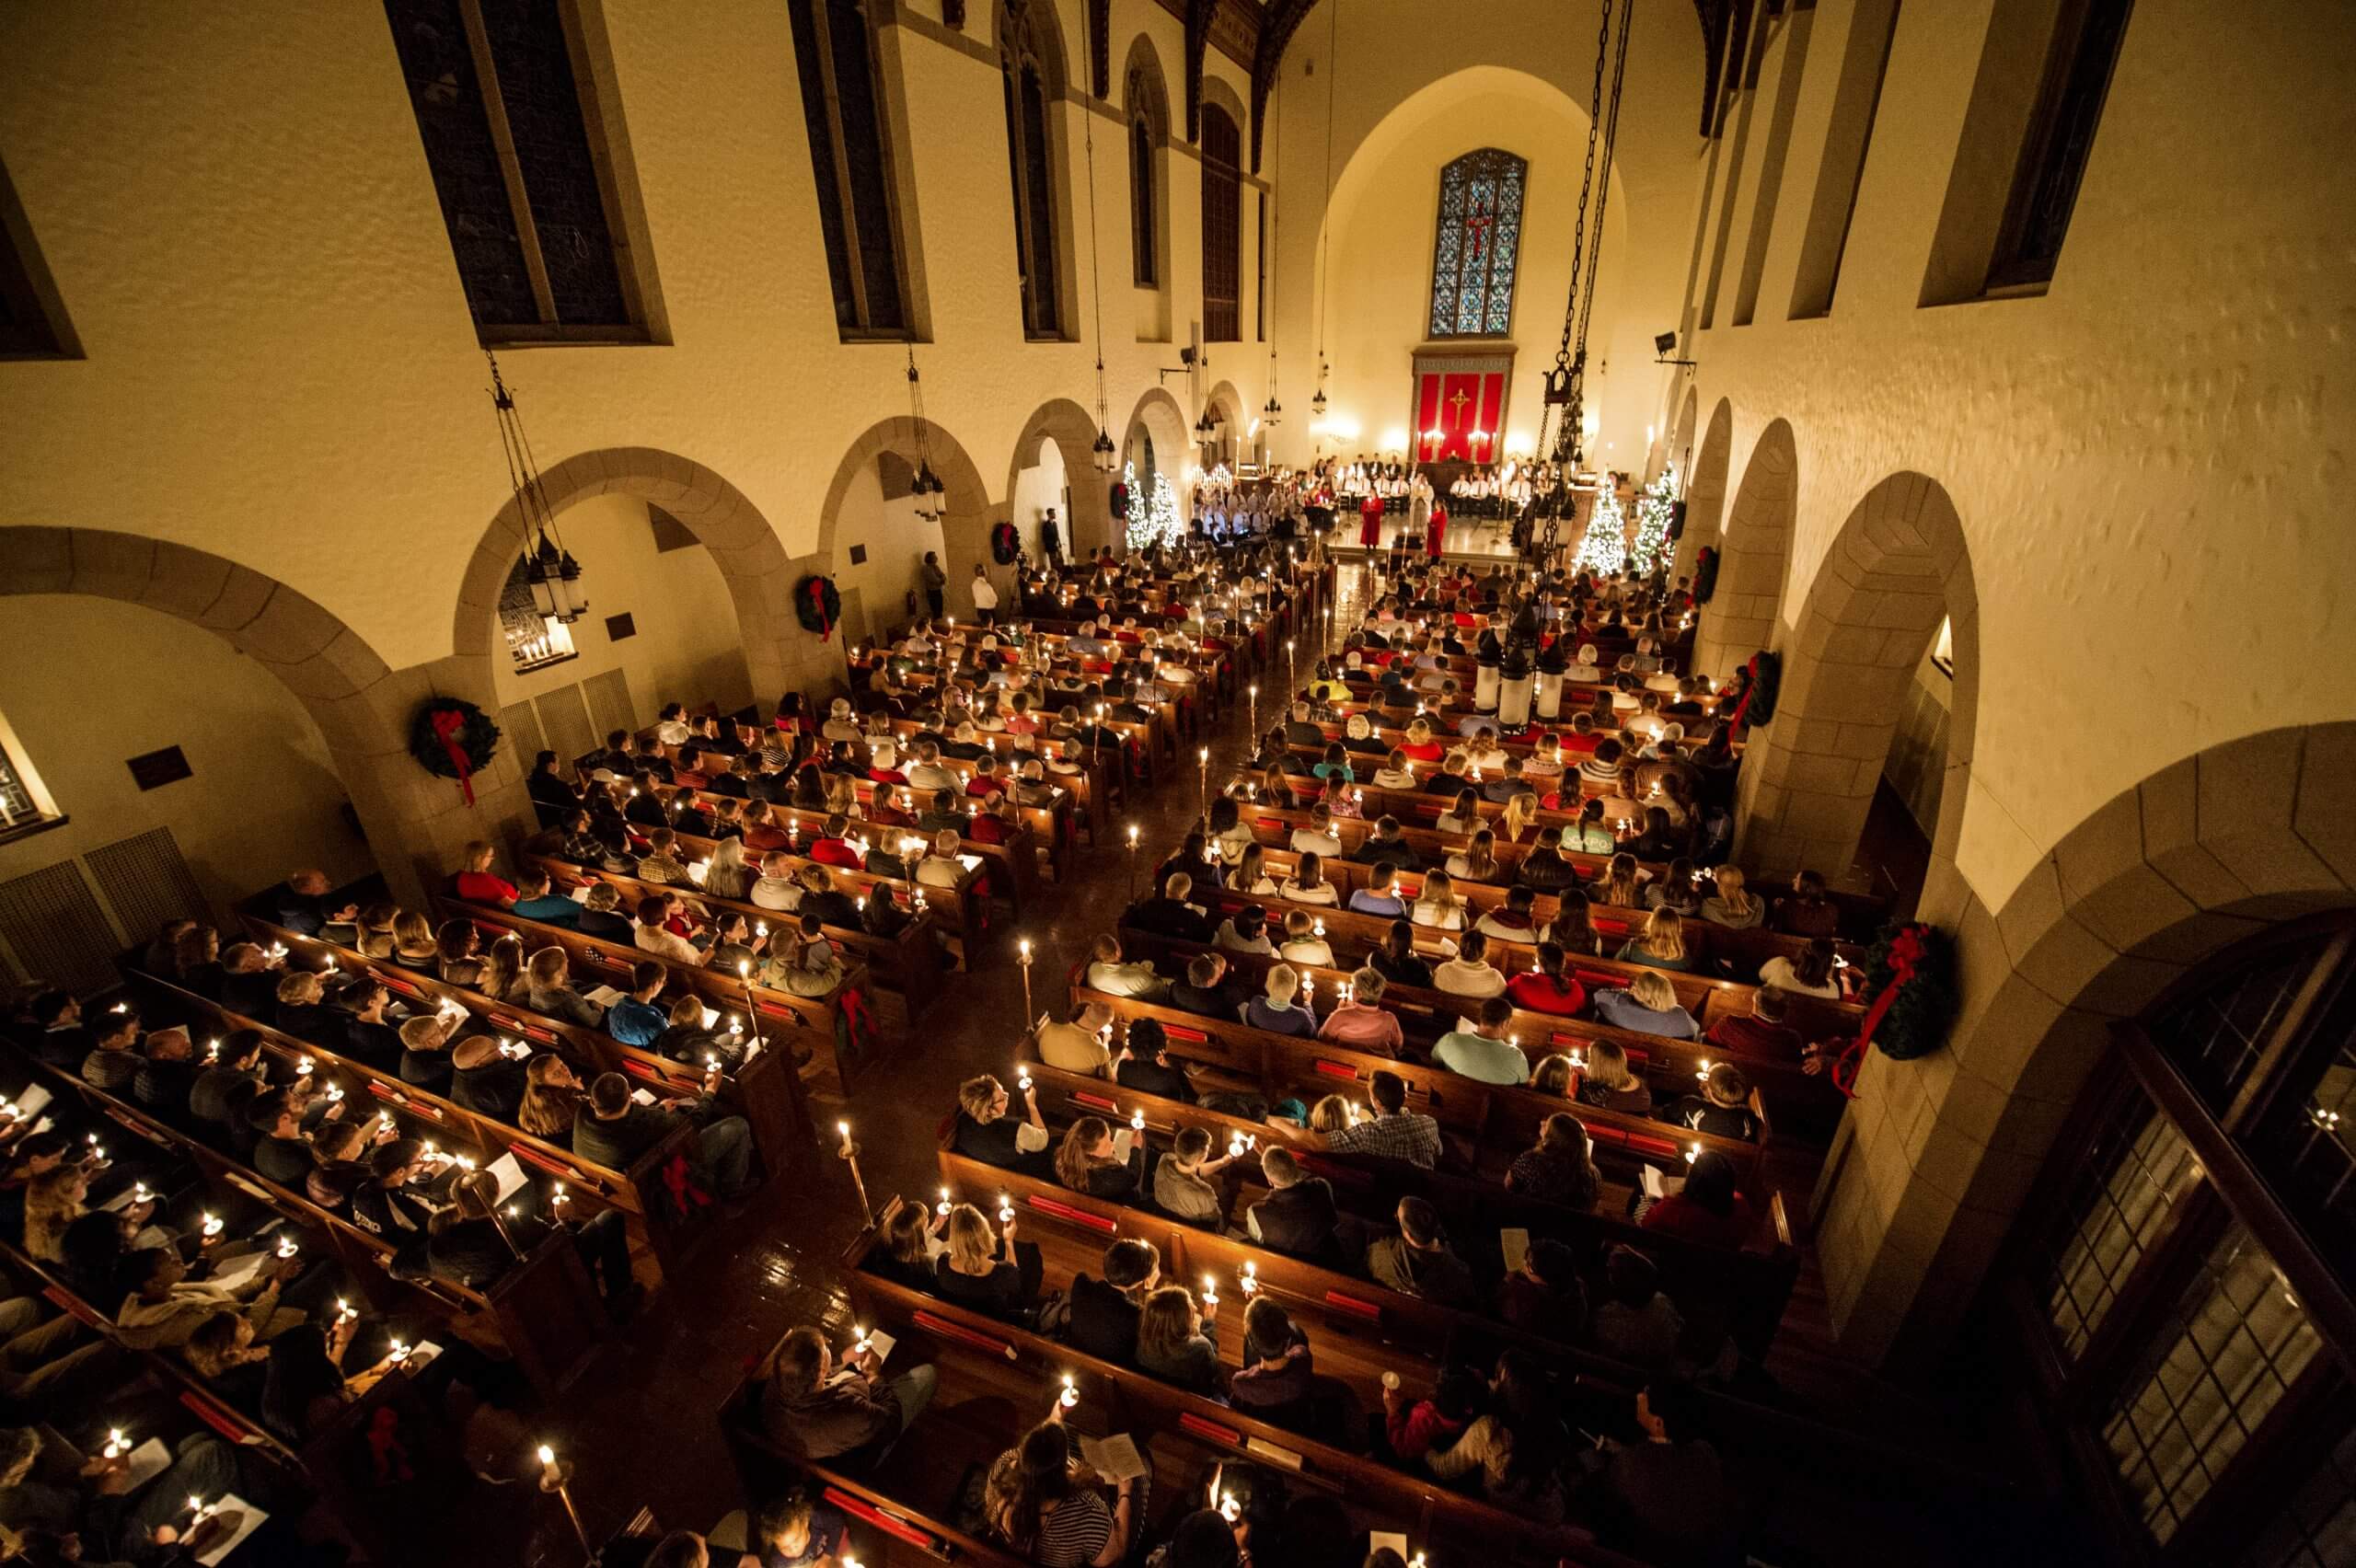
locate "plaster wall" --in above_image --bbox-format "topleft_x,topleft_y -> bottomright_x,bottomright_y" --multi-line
830,463 -> 947,641
0,596 -> 373,933
1010,436 -> 1071,559
1676,0 -> 2356,921
0,0 -> 1258,674
487,494 -> 750,721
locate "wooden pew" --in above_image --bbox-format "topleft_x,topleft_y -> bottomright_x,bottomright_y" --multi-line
833,1202 -> 1609,1566
0,1042 -> 611,1400
513,829 -> 954,1002
864,713 -> 1117,847
437,897 -> 883,1105
235,899 -> 807,1182
118,961 -> 716,1288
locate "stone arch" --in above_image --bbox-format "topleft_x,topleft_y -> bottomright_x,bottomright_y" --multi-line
814,415 -> 994,619
1197,74 -> 1247,149
1123,386 -> 1190,491
1816,722 -> 2356,1373
1206,378 -> 1247,468
1734,470 -> 1979,888
1005,397 -> 1114,564
1123,33 -> 1171,141
1692,416 -> 1796,683
0,525 -> 440,901
452,445 -> 806,708
1685,397 -> 1734,541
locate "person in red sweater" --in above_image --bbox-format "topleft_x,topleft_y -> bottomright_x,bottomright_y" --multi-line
1704,985 -> 1806,1063
968,792 -> 1021,847
452,841 -> 517,906
964,755 -> 1007,797
1381,1361 -> 1486,1465
866,743 -> 908,787
1506,941 -> 1588,1017
808,814 -> 863,870
1640,1151 -> 1754,1249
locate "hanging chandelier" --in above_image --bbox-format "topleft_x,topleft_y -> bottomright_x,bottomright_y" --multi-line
1308,0 -> 1339,424
904,343 -> 947,521
1080,0 -> 1119,473
488,353 -> 586,625
1536,0 -> 1632,513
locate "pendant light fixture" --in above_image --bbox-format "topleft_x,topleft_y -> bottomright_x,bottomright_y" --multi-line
1308,0 -> 1339,421
1080,0 -> 1119,473
904,341 -> 947,522
488,353 -> 586,625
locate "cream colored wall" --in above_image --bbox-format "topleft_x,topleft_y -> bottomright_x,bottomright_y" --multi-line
488,494 -> 749,721
1883,646 -> 1953,835
0,596 -> 373,934
1264,4 -> 1706,473
1010,435 -> 1070,559
830,462 -> 945,644
0,0 -> 1259,676
1672,0 -> 2356,918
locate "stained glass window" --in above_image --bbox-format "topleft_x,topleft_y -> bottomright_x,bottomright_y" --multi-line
1427,148 -> 1526,340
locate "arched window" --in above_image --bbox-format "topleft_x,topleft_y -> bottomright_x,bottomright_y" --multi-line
1130,109 -> 1157,287
786,0 -> 909,337
1199,104 -> 1241,342
1426,147 -> 1527,340
999,0 -> 1061,339
2001,918 -> 2356,1560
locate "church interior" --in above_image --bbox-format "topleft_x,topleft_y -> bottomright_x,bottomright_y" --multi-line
0,0 -> 2349,1563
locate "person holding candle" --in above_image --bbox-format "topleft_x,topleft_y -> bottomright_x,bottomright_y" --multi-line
932,1202 -> 1044,1322
573,1071 -> 756,1202
953,1074 -> 1052,1172
1135,1283 -> 1224,1397
1319,1070 -> 1439,1168
1053,1118 -> 1143,1202
756,1324 -> 937,1468
113,1242 -> 306,1351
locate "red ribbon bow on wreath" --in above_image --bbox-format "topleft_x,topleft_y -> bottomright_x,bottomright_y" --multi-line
429,708 -> 478,805
804,577 -> 835,642
1727,652 -> 1763,731
1822,925 -> 1927,1098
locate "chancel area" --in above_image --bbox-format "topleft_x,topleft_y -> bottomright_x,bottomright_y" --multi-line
0,1 -> 2349,1564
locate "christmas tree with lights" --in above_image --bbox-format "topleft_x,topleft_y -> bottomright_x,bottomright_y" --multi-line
1631,466 -> 1678,577
1573,481 -> 1628,576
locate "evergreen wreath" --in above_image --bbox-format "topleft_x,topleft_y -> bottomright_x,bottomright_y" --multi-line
1108,479 -> 1130,520
794,574 -> 843,640
1723,648 -> 1782,729
1857,921 -> 1958,1062
1692,544 -> 1721,605
990,521 -> 1021,565
410,698 -> 501,806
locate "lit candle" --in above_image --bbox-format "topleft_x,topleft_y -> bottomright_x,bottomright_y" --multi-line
276,1235 -> 299,1260
102,1428 -> 128,1459
1201,1274 -> 1218,1308
200,1212 -> 223,1239
1241,1261 -> 1257,1295
1059,1373 -> 1079,1408
1685,1145 -> 1700,1165
537,1444 -> 560,1486
938,1185 -> 953,1217
1129,1110 -> 1146,1133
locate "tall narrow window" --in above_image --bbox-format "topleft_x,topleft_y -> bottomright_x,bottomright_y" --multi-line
1199,105 -> 1241,342
383,0 -> 649,342
788,0 -> 910,336
0,159 -> 77,359
1789,0 -> 1901,319
1000,0 -> 1063,339
1130,108 -> 1158,287
0,714 -> 62,838
1987,0 -> 2134,289
1426,148 -> 1527,340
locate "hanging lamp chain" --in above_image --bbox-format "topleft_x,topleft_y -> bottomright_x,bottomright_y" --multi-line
1535,0 -> 1617,469
1311,0 -> 1339,399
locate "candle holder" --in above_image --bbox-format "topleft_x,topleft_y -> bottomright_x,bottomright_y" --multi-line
1197,746 -> 1211,813
1126,824 -> 1140,903
1018,938 -> 1034,1019
736,959 -> 768,1060
537,1445 -> 593,1559
836,1121 -> 872,1219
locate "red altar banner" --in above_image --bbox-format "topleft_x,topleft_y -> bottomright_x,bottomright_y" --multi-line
1414,372 -> 1505,463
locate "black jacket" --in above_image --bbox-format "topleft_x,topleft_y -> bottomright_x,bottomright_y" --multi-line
1249,1179 -> 1338,1258
1126,898 -> 1215,944
1066,1274 -> 1141,1365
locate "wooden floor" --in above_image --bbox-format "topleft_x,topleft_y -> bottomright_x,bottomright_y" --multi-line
501,563 -> 2062,1567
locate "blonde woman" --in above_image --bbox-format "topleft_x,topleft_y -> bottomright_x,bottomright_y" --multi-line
1233,843 -> 1279,897
822,771 -> 861,821
1497,790 -> 1542,847
1446,828 -> 1500,883
352,904 -> 400,960
1615,908 -> 1695,973
1699,864 -> 1763,929
479,934 -> 531,1002
1279,850 -> 1339,906
1308,1094 -> 1354,1135
702,836 -> 754,901
1588,853 -> 1643,910
23,1167 -> 91,1262
1520,735 -> 1565,785
1411,869 -> 1467,931
932,1202 -> 1034,1320
1372,747 -> 1419,791
1436,789 -> 1484,837
1136,1284 -> 1224,1395
1592,968 -> 1700,1041
519,1055 -> 585,1138
391,910 -> 440,970
1401,717 -> 1443,762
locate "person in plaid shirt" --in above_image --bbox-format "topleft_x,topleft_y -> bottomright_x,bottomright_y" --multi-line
1318,1070 -> 1440,1169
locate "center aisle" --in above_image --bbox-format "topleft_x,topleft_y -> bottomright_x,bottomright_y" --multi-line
533,559 -> 1365,1541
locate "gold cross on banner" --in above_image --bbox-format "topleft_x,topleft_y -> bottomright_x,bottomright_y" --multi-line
1447,386 -> 1473,423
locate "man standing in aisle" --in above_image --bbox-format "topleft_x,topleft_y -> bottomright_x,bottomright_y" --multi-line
919,551 -> 947,619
